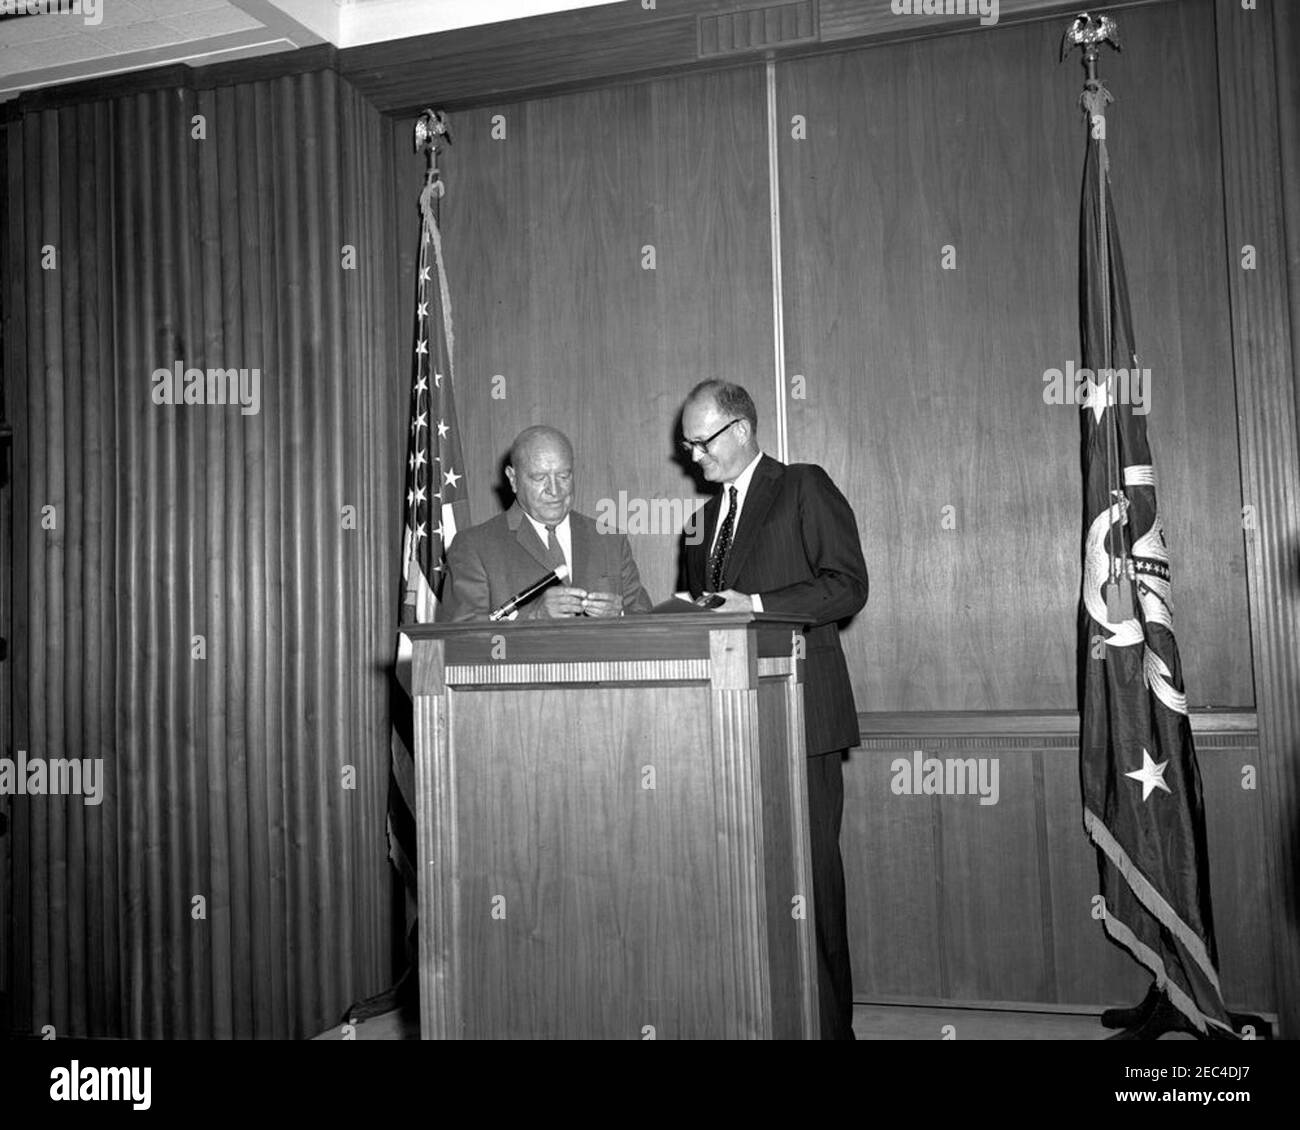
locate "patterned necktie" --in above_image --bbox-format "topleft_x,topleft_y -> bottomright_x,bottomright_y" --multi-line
709,485 -> 737,591
545,524 -> 567,574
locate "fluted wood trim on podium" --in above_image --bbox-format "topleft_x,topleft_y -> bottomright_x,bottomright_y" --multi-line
413,651 -> 462,1040
445,659 -> 710,685
710,685 -> 773,1038
783,651 -> 819,1038
1215,0 -> 1300,1040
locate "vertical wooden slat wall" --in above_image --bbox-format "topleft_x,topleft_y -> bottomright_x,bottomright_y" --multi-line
8,66 -> 398,1039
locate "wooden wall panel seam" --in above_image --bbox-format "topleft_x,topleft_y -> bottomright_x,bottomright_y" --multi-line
1213,0 -> 1300,1040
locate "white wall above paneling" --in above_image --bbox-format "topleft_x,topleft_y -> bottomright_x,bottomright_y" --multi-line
0,0 -> 623,99
336,0 -> 623,47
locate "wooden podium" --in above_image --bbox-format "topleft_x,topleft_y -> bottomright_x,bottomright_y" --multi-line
401,611 -> 818,1039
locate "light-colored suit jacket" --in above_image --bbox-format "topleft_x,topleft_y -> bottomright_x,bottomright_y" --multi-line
437,503 -> 654,621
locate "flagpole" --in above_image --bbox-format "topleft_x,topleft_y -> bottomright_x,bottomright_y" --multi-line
383,108 -> 466,1016
1062,12 -> 1132,620
414,108 -> 452,242
1068,11 -> 1238,1040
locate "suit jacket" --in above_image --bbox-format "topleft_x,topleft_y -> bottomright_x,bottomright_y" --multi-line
685,454 -> 868,755
437,502 -> 653,621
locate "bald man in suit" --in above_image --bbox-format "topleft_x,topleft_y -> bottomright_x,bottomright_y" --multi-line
437,426 -> 652,621
680,380 -> 869,1040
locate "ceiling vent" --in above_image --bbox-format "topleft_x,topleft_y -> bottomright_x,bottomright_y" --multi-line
698,1 -> 819,57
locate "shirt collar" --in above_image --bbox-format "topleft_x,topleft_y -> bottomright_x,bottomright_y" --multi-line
523,510 -> 570,542
724,451 -> 763,499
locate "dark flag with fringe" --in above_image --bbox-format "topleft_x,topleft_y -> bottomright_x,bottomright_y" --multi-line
1075,78 -> 1233,1037
388,124 -> 470,962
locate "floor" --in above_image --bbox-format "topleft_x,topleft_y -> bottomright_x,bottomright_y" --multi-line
312,1001 -> 1198,1040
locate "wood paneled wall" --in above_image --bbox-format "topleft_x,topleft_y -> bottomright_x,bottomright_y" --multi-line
395,1 -> 1252,711
779,0 -> 1249,714
847,715 -> 1272,1012
391,0 -> 1287,1019
390,66 -> 777,605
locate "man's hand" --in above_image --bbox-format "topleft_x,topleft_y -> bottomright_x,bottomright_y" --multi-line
580,591 -> 623,618
712,589 -> 754,612
539,585 -> 588,618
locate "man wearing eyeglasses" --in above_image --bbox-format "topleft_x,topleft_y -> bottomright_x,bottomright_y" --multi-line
437,425 -> 653,621
679,380 -> 869,1041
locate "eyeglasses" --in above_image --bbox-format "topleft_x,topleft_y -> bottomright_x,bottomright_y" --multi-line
679,419 -> 741,456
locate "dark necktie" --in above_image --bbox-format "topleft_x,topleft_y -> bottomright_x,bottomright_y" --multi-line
545,523 -> 567,574
709,485 -> 737,591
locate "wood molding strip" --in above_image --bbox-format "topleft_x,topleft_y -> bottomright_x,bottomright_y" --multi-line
1214,0 -> 1300,1040
336,0 -> 1169,114
858,710 -> 1258,738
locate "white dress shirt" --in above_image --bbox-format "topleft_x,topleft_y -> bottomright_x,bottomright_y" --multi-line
524,511 -> 573,575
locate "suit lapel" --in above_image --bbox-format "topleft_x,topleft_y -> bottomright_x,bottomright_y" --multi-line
507,503 -> 555,574
718,454 -> 781,586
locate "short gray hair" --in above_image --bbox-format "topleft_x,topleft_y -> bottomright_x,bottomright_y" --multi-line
686,380 -> 757,432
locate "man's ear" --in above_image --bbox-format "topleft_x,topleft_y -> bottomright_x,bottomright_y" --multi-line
505,465 -> 517,493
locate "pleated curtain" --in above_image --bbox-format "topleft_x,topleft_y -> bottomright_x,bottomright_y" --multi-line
4,65 -> 401,1039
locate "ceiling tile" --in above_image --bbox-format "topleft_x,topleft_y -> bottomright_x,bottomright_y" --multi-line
5,34 -> 109,69
0,15 -> 87,45
157,8 -> 263,38
95,2 -> 155,30
90,22 -> 193,52
122,0 -> 230,16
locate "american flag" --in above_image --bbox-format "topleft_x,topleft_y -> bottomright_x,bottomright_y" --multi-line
389,133 -> 469,949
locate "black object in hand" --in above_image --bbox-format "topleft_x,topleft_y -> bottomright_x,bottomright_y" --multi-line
489,563 -> 571,621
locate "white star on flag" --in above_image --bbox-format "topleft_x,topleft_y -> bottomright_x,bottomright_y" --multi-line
437,420 -> 449,438
444,467 -> 461,488
1081,376 -> 1117,424
1125,748 -> 1172,802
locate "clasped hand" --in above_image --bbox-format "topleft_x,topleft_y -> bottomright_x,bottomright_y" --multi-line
540,586 -> 622,618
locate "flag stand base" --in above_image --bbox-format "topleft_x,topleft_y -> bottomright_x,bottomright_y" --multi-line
1102,986 -> 1267,1040
338,964 -> 420,1026
1100,981 -> 1161,1029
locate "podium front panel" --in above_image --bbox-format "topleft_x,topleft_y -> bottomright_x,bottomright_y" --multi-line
402,613 -> 818,1039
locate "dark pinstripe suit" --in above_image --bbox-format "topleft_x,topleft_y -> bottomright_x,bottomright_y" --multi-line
685,453 -> 869,1038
